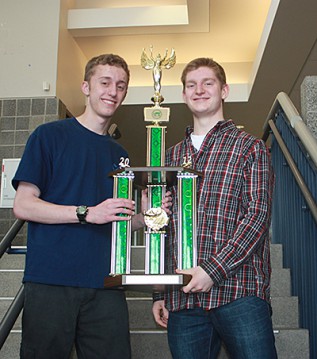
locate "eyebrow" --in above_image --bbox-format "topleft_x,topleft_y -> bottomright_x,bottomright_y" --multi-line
98,76 -> 127,85
186,77 -> 216,84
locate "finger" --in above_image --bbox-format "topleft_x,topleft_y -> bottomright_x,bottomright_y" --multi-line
157,312 -> 168,328
156,318 -> 167,328
182,285 -> 193,294
114,215 -> 131,221
115,198 -> 135,209
121,207 -> 135,215
175,268 -> 187,274
114,205 -> 135,216
153,310 -> 165,327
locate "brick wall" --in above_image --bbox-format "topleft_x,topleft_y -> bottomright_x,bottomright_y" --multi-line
0,97 -> 67,245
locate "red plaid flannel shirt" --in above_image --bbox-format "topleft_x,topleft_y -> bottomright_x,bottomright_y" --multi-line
154,120 -> 274,311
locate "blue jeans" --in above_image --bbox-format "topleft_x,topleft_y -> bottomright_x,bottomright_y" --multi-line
167,296 -> 277,359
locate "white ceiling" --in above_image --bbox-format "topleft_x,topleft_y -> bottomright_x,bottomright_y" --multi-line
62,0 -> 317,139
67,0 -> 276,104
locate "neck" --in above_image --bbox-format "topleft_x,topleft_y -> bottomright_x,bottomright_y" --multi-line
77,111 -> 111,136
192,115 -> 224,135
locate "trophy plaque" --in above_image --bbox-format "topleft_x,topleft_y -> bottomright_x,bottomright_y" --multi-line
104,47 -> 201,289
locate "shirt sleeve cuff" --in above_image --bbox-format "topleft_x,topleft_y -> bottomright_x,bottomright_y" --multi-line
152,292 -> 165,302
200,256 -> 228,286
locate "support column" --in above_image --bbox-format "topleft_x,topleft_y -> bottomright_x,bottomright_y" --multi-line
301,76 -> 317,139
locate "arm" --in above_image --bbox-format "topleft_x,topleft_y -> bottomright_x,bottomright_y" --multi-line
13,181 -> 136,225
177,143 -> 274,291
199,144 -> 274,286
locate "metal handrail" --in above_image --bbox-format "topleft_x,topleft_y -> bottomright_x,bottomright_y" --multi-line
263,92 -> 317,168
268,119 -> 317,224
262,92 -> 317,224
0,219 -> 25,350
0,219 -> 25,258
0,285 -> 24,349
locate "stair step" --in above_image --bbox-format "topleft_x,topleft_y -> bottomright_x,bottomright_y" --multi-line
271,268 -> 291,296
271,296 -> 299,328
270,243 -> 283,268
131,330 -> 171,359
1,328 -> 310,359
0,253 -> 25,269
274,328 -> 310,359
0,271 -> 23,297
0,299 -> 22,330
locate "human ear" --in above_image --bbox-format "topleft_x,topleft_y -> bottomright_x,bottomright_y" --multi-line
221,84 -> 229,100
81,81 -> 90,96
182,91 -> 188,104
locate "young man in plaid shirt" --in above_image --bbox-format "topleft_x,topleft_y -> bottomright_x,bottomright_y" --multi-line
152,58 -> 277,359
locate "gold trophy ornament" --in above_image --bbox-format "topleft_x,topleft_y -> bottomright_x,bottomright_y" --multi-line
141,45 -> 176,106
143,207 -> 169,232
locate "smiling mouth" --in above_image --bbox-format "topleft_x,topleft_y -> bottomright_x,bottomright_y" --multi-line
102,99 -> 116,106
194,97 -> 209,101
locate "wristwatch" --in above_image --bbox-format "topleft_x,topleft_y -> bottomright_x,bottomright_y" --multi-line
76,205 -> 88,224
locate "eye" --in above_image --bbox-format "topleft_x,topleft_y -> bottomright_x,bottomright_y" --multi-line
117,84 -> 126,92
204,81 -> 213,87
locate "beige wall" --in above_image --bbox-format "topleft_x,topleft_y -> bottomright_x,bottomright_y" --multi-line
0,0 -> 59,99
57,0 -> 87,117
0,0 -> 86,117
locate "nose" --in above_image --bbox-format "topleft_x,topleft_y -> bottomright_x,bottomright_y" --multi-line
195,83 -> 205,94
107,83 -> 117,97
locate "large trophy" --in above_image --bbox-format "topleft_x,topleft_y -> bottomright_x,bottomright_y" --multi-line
104,46 -> 200,288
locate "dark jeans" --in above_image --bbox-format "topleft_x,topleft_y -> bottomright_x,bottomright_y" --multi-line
21,282 -> 131,359
167,296 -> 277,359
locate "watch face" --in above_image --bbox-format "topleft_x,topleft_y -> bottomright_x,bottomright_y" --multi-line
77,206 -> 87,215
77,206 -> 88,224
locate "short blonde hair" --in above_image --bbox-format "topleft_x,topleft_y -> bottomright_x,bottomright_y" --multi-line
181,58 -> 226,89
84,54 -> 130,84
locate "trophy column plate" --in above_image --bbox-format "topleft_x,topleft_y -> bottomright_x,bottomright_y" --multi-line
104,273 -> 192,289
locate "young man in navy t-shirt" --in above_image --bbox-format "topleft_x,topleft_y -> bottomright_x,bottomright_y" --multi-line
13,54 -> 171,359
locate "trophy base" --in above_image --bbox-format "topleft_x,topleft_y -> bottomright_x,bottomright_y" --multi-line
104,274 -> 192,291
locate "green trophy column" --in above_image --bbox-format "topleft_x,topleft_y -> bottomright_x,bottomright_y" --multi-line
177,171 -> 198,269
110,172 -> 134,275
147,125 -> 166,181
145,125 -> 167,274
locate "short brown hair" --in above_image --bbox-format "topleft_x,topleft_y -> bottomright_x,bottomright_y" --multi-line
181,58 -> 226,89
84,54 -> 130,84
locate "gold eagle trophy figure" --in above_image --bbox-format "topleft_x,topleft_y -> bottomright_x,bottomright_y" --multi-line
141,45 -> 176,106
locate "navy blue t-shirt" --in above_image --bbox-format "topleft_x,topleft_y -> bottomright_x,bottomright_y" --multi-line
12,117 -> 128,288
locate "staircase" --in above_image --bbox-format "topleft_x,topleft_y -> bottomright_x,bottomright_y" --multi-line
0,244 -> 310,358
